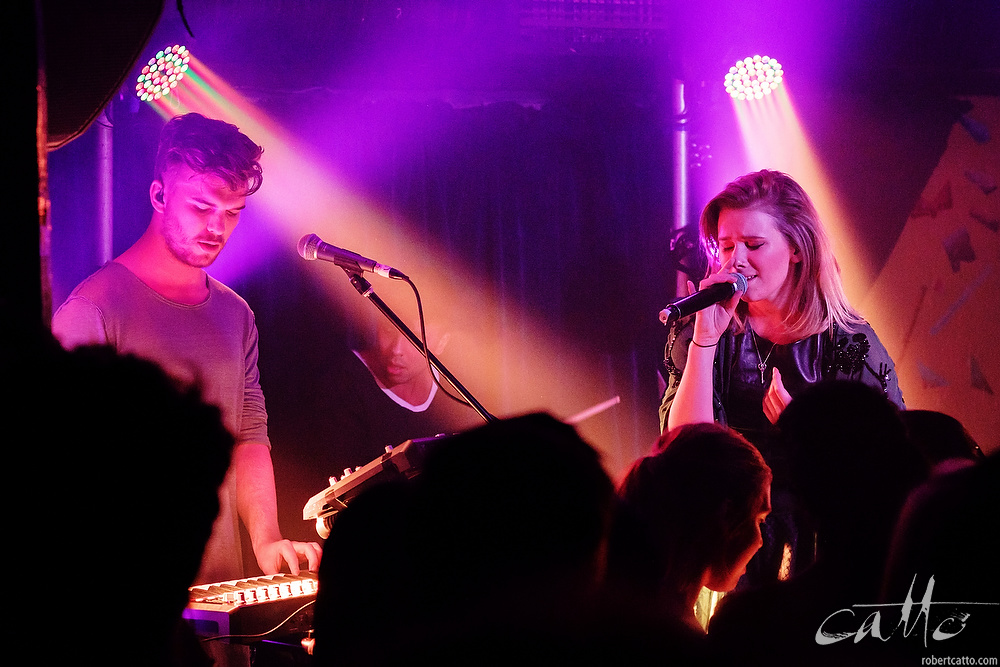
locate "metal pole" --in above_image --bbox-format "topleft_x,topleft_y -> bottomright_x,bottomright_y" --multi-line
672,78 -> 689,297
97,107 -> 113,264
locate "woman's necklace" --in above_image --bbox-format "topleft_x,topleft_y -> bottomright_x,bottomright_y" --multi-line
751,329 -> 777,385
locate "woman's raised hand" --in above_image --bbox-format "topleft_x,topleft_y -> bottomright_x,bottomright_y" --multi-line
690,262 -> 745,346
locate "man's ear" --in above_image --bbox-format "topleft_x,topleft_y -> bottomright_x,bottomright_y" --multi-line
150,180 -> 165,212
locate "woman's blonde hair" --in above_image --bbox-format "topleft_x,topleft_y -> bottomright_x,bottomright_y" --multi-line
700,169 -> 864,338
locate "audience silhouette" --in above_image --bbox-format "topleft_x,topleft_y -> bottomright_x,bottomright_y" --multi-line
313,413 -> 628,666
11,321 -> 993,666
899,408 -> 985,472
707,380 -> 928,666
10,330 -> 233,666
881,447 -> 999,658
605,422 -> 771,660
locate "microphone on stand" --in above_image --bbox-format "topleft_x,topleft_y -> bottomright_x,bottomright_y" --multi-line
297,233 -> 408,280
658,273 -> 748,325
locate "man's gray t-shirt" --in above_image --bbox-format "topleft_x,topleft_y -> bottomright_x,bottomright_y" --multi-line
52,261 -> 270,584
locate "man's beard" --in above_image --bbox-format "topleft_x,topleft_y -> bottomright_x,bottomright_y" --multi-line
163,218 -> 223,268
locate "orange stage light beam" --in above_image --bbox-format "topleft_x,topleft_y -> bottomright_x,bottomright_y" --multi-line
731,83 -> 874,303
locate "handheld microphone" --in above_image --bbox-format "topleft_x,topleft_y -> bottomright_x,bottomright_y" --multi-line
658,273 -> 748,325
297,234 -> 407,280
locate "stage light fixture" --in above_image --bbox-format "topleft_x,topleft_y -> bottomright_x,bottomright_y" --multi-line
724,55 -> 783,101
135,45 -> 191,101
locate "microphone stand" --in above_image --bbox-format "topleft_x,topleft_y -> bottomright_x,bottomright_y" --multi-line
344,270 -> 495,424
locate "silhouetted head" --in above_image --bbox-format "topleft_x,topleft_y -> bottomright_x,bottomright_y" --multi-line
900,409 -> 984,468
414,413 -> 614,604
15,336 -> 233,663
313,412 -> 615,666
778,380 -> 926,557
610,423 -> 772,607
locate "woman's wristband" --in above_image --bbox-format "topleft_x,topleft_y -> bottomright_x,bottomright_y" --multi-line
690,339 -> 718,348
